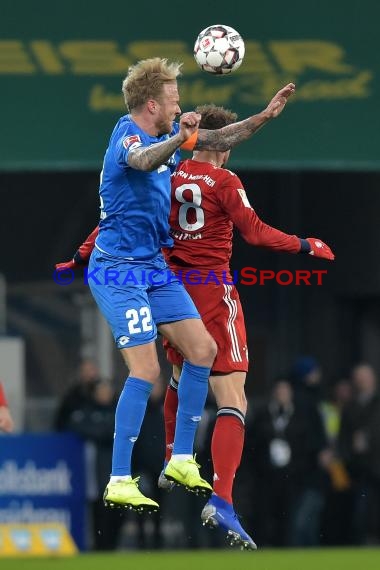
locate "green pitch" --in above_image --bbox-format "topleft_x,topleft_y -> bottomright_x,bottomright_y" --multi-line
1,548 -> 380,570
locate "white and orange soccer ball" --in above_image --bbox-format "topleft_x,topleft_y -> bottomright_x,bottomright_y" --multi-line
193,25 -> 245,75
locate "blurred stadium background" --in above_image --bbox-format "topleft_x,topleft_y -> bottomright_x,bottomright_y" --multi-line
1,0 -> 380,562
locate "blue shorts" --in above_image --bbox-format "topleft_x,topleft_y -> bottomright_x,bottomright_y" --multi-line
88,249 -> 200,348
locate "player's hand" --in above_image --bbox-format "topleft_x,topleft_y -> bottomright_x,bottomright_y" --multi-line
179,111 -> 201,140
306,237 -> 335,260
55,260 -> 79,271
264,83 -> 296,118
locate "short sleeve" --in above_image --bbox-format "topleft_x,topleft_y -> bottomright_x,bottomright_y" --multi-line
115,133 -> 144,166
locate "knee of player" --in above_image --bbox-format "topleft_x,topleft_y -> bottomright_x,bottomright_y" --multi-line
209,337 -> 218,361
191,335 -> 217,367
216,388 -> 247,415
202,334 -> 217,365
129,362 -> 161,383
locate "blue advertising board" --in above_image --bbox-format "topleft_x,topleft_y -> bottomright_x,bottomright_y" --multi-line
0,433 -> 86,550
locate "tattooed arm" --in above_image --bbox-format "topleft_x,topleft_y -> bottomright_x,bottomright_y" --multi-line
128,133 -> 185,171
128,112 -> 201,171
195,82 -> 295,151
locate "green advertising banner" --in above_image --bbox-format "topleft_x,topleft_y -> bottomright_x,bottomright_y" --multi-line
1,0 -> 378,171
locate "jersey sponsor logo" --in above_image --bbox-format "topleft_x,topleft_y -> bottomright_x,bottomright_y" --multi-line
122,134 -> 141,149
118,335 -> 130,346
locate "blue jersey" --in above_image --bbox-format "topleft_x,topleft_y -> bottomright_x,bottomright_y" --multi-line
95,115 -> 181,260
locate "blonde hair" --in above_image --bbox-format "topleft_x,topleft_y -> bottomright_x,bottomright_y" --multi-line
122,57 -> 183,112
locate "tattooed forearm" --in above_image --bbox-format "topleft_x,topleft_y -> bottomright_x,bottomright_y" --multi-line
195,111 -> 270,151
128,133 -> 184,171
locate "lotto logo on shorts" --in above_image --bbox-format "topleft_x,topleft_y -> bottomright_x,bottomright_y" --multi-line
191,415 -> 202,422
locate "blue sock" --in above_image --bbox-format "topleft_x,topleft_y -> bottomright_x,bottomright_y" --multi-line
173,361 -> 210,455
111,376 -> 153,476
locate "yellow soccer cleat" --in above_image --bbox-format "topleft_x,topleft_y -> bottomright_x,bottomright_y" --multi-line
164,456 -> 212,497
103,476 -> 159,513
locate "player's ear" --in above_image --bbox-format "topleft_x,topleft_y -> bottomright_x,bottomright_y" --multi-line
147,99 -> 157,114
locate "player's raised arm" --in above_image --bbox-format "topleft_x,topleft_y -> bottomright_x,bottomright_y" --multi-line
195,83 -> 295,151
127,112 -> 201,172
218,178 -> 334,260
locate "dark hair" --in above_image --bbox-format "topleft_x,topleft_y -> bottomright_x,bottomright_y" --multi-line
195,104 -> 238,130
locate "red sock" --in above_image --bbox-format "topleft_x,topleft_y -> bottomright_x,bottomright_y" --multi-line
163,382 -> 178,463
211,414 -> 245,504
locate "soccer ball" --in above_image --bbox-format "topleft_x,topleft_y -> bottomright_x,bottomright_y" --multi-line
193,25 -> 245,75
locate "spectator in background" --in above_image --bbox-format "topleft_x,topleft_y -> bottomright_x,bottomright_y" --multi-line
243,378 -> 329,547
56,378 -> 125,550
338,363 -> 380,544
0,381 -> 14,433
321,378 -> 353,444
288,356 -> 331,546
291,357 -> 331,467
320,378 -> 353,545
291,356 -> 324,408
54,359 -> 102,430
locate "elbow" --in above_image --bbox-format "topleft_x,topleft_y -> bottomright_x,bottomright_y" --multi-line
128,157 -> 153,172
145,163 -> 159,172
243,235 -> 260,246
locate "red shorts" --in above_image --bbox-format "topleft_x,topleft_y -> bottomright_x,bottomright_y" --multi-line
164,281 -> 248,373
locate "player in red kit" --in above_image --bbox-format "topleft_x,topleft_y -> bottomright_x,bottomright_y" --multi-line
159,105 -> 334,550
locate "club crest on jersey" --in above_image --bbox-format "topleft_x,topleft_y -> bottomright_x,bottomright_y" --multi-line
122,135 -> 141,149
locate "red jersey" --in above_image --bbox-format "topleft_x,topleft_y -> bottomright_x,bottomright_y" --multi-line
63,160 -> 301,271
165,159 -> 300,274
